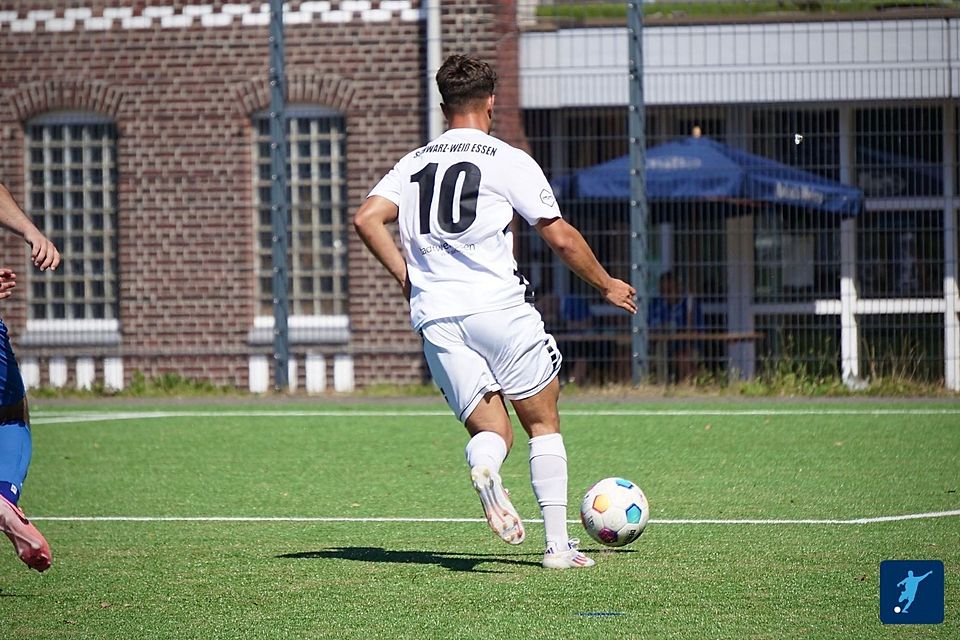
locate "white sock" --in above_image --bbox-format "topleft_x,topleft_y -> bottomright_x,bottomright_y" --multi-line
529,433 -> 568,550
465,431 -> 508,475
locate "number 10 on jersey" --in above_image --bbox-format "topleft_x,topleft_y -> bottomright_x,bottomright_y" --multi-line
411,162 -> 481,235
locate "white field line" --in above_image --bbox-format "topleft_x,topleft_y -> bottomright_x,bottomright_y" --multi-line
28,408 -> 960,425
31,509 -> 960,526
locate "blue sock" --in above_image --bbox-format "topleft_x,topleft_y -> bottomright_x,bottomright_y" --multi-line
0,420 -> 32,505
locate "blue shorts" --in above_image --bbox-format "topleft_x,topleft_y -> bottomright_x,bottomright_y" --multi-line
0,317 -> 26,410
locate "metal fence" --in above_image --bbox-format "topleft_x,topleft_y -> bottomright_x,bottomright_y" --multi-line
4,1 -> 958,393
515,0 -> 959,390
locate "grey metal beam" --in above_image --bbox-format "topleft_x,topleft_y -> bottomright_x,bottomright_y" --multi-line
269,0 -> 290,390
628,1 -> 649,384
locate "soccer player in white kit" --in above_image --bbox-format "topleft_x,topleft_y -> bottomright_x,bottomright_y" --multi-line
355,54 -> 637,569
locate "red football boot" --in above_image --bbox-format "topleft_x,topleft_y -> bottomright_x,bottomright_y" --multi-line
0,494 -> 51,572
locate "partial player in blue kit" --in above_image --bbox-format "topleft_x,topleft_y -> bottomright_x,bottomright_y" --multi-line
355,54 -> 637,568
0,181 -> 61,572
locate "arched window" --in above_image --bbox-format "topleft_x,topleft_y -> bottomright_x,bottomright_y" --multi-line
253,106 -> 348,324
25,111 -> 119,336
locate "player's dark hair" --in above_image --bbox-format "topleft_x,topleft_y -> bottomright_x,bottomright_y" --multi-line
436,54 -> 497,113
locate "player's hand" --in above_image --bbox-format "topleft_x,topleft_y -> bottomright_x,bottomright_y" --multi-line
401,274 -> 411,301
0,268 -> 17,300
602,277 -> 637,314
24,228 -> 61,271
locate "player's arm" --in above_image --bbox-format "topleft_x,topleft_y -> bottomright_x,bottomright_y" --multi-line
0,181 -> 60,271
353,195 -> 409,298
535,217 -> 637,315
504,149 -> 636,314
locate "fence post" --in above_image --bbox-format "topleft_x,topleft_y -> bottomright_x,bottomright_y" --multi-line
269,0 -> 290,390
943,105 -> 959,391
627,1 -> 649,385
840,218 -> 860,384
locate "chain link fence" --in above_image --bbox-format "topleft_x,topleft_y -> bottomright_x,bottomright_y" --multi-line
2,1 -> 957,393
515,0 -> 959,389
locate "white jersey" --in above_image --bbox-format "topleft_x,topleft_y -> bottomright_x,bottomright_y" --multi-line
369,128 -> 561,330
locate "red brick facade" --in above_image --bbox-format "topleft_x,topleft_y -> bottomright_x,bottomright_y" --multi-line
0,1 -> 524,391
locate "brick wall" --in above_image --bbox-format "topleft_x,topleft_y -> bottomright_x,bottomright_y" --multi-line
0,1 -> 522,390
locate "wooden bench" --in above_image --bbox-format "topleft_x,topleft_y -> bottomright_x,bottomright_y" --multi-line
551,330 -> 762,384
649,331 -> 763,383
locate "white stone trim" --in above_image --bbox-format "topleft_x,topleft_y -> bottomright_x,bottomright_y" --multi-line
122,16 -> 153,29
103,8 -> 134,20
363,9 -> 391,23
10,20 -> 37,32
104,357 -> 124,391
143,7 -> 175,18
305,354 -> 326,393
284,11 -> 312,25
249,315 -> 349,346
1,3 -> 423,33
20,319 -> 121,348
222,5 -> 252,16
21,358 -> 40,390
162,14 -> 194,28
201,13 -> 233,27
84,17 -> 113,30
333,355 -> 354,392
241,13 -> 269,26
248,355 -> 269,393
76,357 -> 96,390
184,5 -> 214,17
49,358 -> 68,389
65,9 -> 94,20
322,10 -> 353,23
288,358 -> 299,393
46,18 -> 76,32
253,315 -> 348,331
27,319 -> 119,333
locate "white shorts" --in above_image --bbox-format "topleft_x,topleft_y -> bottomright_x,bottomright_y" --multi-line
421,303 -> 562,423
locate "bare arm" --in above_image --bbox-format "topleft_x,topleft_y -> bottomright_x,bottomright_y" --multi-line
535,217 -> 637,314
353,195 -> 409,298
0,182 -> 61,271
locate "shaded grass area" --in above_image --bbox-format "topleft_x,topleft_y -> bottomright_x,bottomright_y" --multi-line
2,403 -> 958,638
4,520 -> 958,639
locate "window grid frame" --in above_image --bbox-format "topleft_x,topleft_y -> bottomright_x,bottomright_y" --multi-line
25,116 -> 119,322
254,110 -> 348,317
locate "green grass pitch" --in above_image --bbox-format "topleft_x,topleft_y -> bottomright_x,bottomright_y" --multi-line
2,400 -> 958,639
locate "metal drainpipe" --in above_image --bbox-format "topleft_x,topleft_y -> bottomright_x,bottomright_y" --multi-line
426,0 -> 444,141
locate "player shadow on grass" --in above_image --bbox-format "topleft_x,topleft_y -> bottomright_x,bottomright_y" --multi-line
277,547 -> 542,573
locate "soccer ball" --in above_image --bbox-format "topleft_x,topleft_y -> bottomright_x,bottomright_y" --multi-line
580,477 -> 649,547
